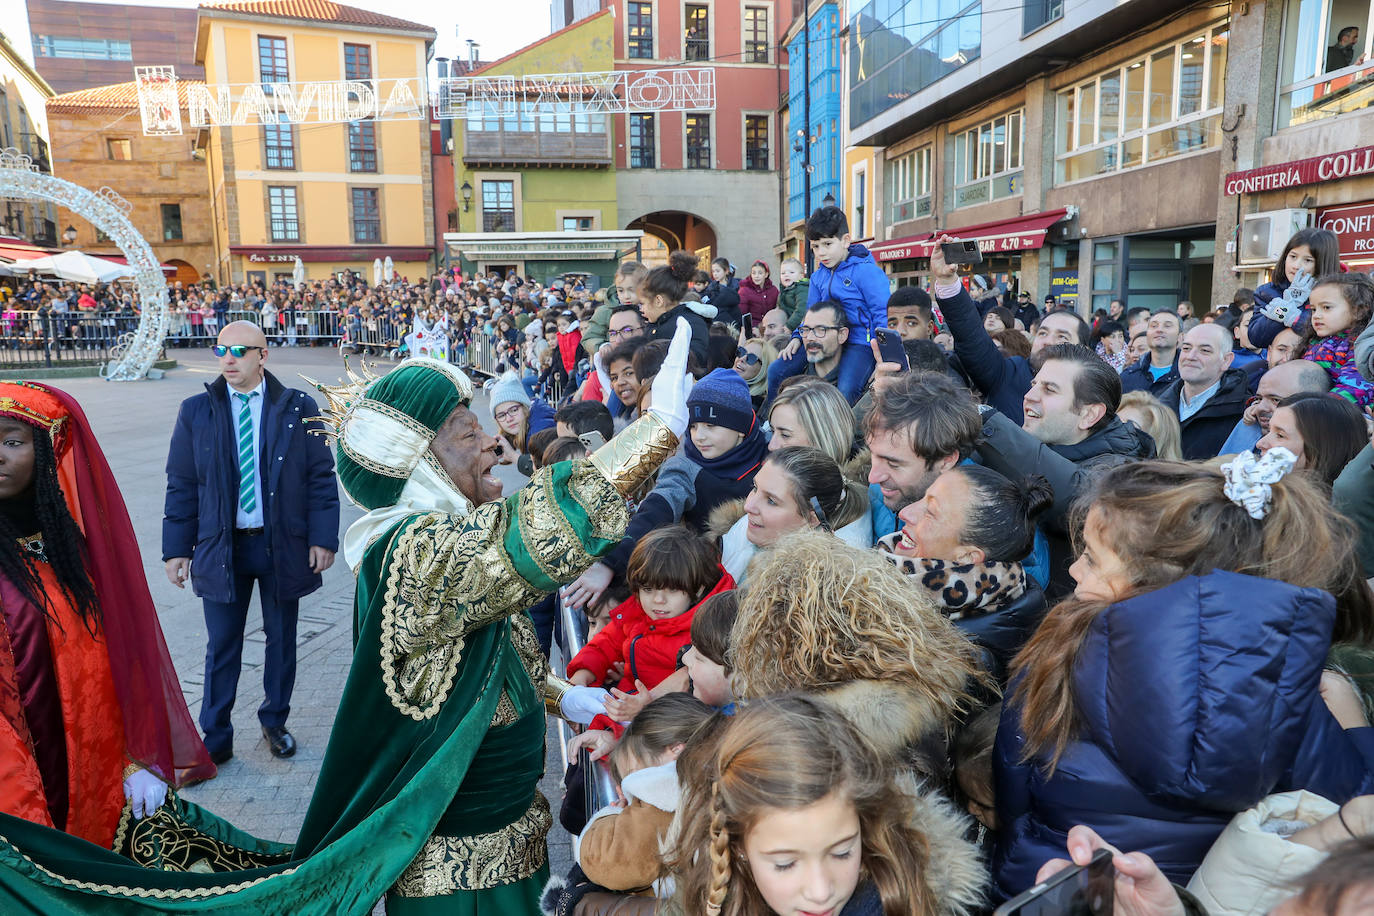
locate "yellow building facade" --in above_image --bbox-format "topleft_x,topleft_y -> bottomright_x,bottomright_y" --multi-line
195,0 -> 436,285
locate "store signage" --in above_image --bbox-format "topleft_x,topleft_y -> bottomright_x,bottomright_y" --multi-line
873,232 -> 1049,262
1224,145 -> 1374,195
1316,201 -> 1374,254
1050,270 -> 1079,302
135,65 -> 715,136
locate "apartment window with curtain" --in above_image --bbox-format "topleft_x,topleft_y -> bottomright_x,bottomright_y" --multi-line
1055,26 -> 1227,183
685,4 -> 710,60
628,3 -> 654,58
630,113 -> 656,167
268,186 -> 299,242
953,110 -> 1023,207
160,203 -> 183,241
349,120 -> 377,171
745,114 -> 769,169
885,145 -> 932,222
1278,0 -> 1369,127
351,188 -> 381,242
686,114 -> 712,168
481,180 -> 516,231
743,6 -> 769,62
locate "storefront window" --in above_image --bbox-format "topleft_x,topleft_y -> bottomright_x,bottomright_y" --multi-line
1278,0 -> 1374,127
848,0 -> 981,129
1056,26 -> 1227,184
885,145 -> 932,223
953,110 -> 1023,208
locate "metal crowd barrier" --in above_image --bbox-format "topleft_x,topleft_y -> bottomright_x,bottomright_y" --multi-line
164,308 -> 346,347
556,592 -> 620,817
0,309 -> 128,368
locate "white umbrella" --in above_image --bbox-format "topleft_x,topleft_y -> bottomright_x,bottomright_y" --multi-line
0,263 -> 13,277
372,258 -> 383,287
16,250 -> 135,284
292,256 -> 305,287
383,256 -> 394,283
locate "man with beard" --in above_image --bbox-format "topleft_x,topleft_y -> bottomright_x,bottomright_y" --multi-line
798,300 -> 849,386
1218,358 -> 1332,455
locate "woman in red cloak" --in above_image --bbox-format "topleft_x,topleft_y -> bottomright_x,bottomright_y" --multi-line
0,380 -> 213,849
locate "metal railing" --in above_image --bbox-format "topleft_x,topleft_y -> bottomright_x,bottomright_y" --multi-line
556,593 -> 619,816
0,310 -> 129,368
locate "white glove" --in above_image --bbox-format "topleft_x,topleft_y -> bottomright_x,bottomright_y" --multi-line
648,317 -> 693,437
122,767 -> 168,819
593,351 -> 612,402
560,685 -> 612,725
1260,270 -> 1314,328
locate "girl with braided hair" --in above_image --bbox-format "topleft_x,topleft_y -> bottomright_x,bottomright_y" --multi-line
0,381 -> 213,848
664,695 -> 984,916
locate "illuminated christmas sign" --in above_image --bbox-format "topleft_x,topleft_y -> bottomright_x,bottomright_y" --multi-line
134,66 -> 716,136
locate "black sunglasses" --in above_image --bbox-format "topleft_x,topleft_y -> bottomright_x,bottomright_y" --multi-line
213,344 -> 265,358
735,347 -> 761,365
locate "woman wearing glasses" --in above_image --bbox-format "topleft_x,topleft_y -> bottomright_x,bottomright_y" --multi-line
733,334 -> 778,410
487,372 -> 556,468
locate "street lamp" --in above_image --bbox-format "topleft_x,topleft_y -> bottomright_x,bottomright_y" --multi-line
61,224 -> 77,245
822,191 -> 835,208
460,181 -> 473,212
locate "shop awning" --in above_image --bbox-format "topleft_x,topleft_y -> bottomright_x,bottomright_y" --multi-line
869,208 -> 1071,263
0,242 -> 58,263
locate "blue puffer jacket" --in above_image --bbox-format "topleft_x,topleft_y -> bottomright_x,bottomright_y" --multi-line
992,571 -> 1374,901
1248,278 -> 1309,348
806,243 -> 890,344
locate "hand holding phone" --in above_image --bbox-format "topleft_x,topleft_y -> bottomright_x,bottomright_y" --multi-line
742,314 -> 754,339
994,848 -> 1114,916
942,239 -> 984,266
873,328 -> 908,369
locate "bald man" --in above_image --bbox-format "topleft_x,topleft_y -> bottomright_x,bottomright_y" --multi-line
1219,358 -> 1333,455
1160,323 -> 1251,459
163,321 -> 339,766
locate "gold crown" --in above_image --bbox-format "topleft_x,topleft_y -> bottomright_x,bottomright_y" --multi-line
299,358 -> 383,441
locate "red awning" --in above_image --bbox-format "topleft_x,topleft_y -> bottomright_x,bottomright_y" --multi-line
0,242 -> 58,262
869,208 -> 1071,263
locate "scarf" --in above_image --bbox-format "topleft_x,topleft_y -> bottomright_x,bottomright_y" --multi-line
683,420 -> 769,482
876,533 -> 1026,619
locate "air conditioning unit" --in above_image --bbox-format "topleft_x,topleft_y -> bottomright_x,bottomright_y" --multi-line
1240,209 -> 1312,263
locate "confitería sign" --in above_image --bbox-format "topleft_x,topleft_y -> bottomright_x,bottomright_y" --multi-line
1224,145 -> 1374,195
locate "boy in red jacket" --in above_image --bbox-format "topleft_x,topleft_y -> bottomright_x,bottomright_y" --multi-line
568,525 -> 733,702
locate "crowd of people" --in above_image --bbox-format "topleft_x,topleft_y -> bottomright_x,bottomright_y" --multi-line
0,205 -> 1371,916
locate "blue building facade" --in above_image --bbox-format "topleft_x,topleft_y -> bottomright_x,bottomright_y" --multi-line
787,2 -> 842,225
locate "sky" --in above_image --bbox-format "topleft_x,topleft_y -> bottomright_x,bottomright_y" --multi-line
0,0 -> 552,74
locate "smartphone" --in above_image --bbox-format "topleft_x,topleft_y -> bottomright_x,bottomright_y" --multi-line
578,430 -> 607,451
942,239 -> 985,266
873,328 -> 909,369
993,849 -> 1114,916
742,314 -> 754,339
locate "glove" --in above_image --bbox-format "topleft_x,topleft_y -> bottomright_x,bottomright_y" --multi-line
1260,269 -> 1314,328
122,767 -> 167,819
648,317 -> 693,437
593,351 -> 612,399
560,685 -> 612,725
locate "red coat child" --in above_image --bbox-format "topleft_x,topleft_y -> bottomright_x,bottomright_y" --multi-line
567,567 -> 735,695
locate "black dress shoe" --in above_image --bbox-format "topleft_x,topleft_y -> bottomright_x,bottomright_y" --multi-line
209,745 -> 233,766
262,725 -> 296,758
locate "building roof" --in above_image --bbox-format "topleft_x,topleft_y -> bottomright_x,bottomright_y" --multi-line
197,1 -> 436,36
467,8 -> 612,77
46,79 -> 206,113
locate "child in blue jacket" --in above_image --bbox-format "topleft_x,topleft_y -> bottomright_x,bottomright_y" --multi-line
766,206 -> 889,405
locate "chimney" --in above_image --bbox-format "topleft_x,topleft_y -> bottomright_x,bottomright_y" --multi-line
467,39 -> 480,67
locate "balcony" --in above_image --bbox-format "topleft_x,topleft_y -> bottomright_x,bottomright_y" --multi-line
20,133 -> 51,173
462,119 -> 612,168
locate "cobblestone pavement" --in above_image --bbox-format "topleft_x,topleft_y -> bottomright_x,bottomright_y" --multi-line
52,344 -> 573,888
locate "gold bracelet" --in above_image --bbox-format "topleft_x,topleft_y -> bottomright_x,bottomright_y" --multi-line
587,411 -> 679,498
544,673 -> 574,717
122,762 -> 142,779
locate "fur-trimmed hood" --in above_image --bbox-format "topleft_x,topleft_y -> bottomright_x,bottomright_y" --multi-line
813,678 -> 958,763
707,498 -> 747,543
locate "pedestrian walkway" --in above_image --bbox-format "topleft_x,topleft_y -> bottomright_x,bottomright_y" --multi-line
55,345 -> 572,879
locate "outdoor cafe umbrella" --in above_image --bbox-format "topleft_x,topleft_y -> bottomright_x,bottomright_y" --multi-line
16,250 -> 135,284
292,256 -> 305,287
383,256 -> 394,283
372,257 -> 383,287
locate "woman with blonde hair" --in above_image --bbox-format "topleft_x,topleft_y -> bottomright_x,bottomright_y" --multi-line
732,531 -> 985,789
767,378 -> 866,481
666,695 -> 985,916
1116,390 -> 1182,460
995,456 -> 1374,900
734,335 -> 778,409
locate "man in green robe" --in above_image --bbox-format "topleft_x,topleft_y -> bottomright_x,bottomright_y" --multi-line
0,321 -> 692,914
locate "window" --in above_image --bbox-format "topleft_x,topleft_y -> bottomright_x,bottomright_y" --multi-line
1278,0 -> 1374,126
953,111 -> 1023,207
1023,0 -> 1063,33
1055,27 -> 1226,183
263,120 -> 295,169
351,188 -> 381,243
563,216 -> 594,230
481,180 -> 516,231
344,43 -> 372,81
628,2 -> 654,58
34,36 -> 131,60
745,114 -> 769,169
268,186 -> 299,242
848,0 -> 981,128
743,7 -> 769,62
257,36 -> 289,83
630,113 -> 656,168
884,145 -> 932,222
160,203 -> 183,242
348,120 -> 377,172
686,114 -> 711,168
685,4 -> 710,60
853,169 -> 867,238
106,138 -> 132,160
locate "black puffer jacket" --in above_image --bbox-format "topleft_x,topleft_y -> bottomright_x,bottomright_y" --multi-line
1158,368 -> 1249,460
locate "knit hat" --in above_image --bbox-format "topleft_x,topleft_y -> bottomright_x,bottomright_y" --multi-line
488,373 -> 532,411
687,368 -> 756,434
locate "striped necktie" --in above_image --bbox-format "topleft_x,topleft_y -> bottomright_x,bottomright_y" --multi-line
235,391 -> 258,514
